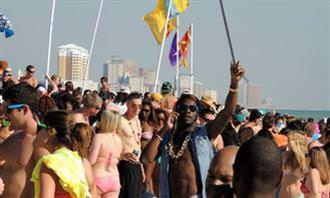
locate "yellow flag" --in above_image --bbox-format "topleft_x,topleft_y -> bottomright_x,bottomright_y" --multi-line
143,0 -> 186,44
143,10 -> 177,45
173,0 -> 189,14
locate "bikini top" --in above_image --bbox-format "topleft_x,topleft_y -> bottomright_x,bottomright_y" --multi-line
301,177 -> 329,198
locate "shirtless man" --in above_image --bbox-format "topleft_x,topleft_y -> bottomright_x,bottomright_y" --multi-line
206,146 -> 239,198
118,92 -> 143,198
0,83 -> 38,197
142,63 -> 245,197
19,65 -> 38,88
71,93 -> 102,124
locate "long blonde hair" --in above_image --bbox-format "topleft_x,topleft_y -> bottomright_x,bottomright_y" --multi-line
309,147 -> 330,185
99,110 -> 121,133
285,131 -> 308,172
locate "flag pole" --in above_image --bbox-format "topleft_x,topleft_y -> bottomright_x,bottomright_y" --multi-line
45,0 -> 56,89
218,0 -> 236,64
219,0 -> 249,86
153,0 -> 173,93
83,0 -> 104,90
175,16 -> 180,97
190,23 -> 194,94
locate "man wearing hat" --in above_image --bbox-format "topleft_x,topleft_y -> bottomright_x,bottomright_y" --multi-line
161,81 -> 173,96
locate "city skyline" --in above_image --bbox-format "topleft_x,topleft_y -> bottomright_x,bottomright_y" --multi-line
0,0 -> 329,110
101,55 -> 219,100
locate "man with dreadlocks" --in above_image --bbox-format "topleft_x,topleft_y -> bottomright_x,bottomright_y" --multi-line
142,63 -> 245,197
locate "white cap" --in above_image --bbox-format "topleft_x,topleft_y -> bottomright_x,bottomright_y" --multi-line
37,86 -> 47,94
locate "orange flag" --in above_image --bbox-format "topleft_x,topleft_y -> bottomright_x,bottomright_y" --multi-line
179,27 -> 191,67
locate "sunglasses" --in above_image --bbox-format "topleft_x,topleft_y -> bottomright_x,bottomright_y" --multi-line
6,104 -> 25,114
177,104 -> 199,113
28,69 -> 36,73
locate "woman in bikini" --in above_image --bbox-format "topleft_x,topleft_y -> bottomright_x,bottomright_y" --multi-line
89,110 -> 122,198
139,100 -> 158,195
139,100 -> 157,149
302,147 -> 330,198
280,130 -> 309,198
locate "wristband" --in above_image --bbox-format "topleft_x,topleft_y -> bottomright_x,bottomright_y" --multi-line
154,134 -> 163,141
229,88 -> 239,93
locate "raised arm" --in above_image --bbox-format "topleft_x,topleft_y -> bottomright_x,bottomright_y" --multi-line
207,62 -> 245,139
141,112 -> 178,164
45,75 -> 58,95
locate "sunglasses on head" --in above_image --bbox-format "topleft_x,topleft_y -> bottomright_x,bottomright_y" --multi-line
6,104 -> 25,114
177,104 -> 199,113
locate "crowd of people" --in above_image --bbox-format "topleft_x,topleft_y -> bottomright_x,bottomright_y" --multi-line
0,59 -> 328,198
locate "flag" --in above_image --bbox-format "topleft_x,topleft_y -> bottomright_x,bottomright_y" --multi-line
143,10 -> 177,45
164,0 -> 189,18
0,13 -> 14,38
169,33 -> 181,66
143,0 -> 187,44
179,27 -> 191,67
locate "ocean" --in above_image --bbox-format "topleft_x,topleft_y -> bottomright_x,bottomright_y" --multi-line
261,109 -> 330,121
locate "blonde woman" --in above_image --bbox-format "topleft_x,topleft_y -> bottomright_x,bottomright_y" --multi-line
302,147 -> 330,198
280,131 -> 309,198
89,110 -> 122,198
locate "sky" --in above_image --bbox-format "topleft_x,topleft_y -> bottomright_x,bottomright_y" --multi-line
0,0 -> 329,110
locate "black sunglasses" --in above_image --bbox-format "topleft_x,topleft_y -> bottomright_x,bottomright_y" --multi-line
177,104 -> 199,112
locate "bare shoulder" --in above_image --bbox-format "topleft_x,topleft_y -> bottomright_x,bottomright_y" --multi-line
91,133 -> 104,142
82,157 -> 92,169
310,168 -> 320,176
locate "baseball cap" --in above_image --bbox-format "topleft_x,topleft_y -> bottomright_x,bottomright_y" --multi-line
161,81 -> 173,94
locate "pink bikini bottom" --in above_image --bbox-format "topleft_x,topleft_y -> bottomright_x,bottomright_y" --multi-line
95,176 -> 121,193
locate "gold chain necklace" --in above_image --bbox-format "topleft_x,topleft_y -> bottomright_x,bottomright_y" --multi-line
168,133 -> 191,159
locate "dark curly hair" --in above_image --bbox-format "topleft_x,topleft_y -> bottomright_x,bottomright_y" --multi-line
3,82 -> 39,114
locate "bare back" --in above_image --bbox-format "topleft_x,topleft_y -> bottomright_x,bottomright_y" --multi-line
89,133 -> 122,177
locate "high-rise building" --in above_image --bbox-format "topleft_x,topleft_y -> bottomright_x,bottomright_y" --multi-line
139,68 -> 155,86
179,75 -> 192,95
139,68 -> 156,93
103,56 -> 137,84
123,60 -> 136,76
193,81 -> 204,98
204,89 -> 218,102
129,76 -> 145,93
57,44 -> 89,81
247,84 -> 262,108
103,56 -> 125,84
